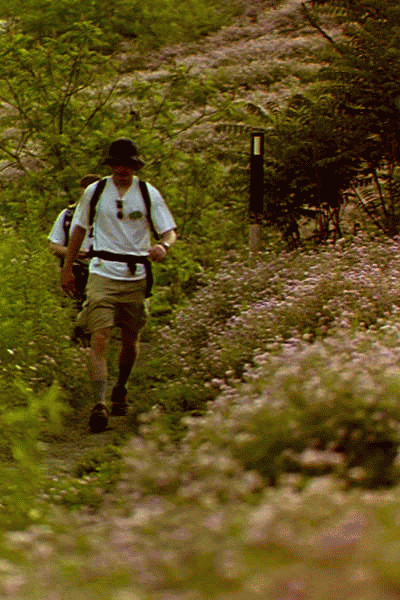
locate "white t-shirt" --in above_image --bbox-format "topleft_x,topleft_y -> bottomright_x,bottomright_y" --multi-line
48,207 -> 91,252
72,176 -> 176,281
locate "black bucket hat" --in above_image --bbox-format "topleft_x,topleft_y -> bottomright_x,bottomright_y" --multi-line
104,138 -> 145,169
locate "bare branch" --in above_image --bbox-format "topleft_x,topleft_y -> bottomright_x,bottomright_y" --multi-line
170,110 -> 219,139
78,78 -> 120,134
351,184 -> 385,232
300,2 -> 344,54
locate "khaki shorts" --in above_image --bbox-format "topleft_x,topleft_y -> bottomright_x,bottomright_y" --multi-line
77,274 -> 148,334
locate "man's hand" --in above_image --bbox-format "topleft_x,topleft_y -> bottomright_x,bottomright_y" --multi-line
60,225 -> 87,295
149,230 -> 176,262
61,267 -> 77,296
77,249 -> 90,259
148,243 -> 167,262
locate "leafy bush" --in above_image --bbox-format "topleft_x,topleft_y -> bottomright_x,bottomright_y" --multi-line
0,382 -> 66,529
0,220 -> 89,529
0,221 -> 89,398
302,0 -> 400,236
0,23 -> 120,197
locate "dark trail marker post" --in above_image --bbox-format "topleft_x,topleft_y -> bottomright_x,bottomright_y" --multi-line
249,131 -> 264,259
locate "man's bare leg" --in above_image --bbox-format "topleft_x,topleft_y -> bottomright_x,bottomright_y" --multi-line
111,327 -> 140,415
88,326 -> 112,432
118,327 -> 140,386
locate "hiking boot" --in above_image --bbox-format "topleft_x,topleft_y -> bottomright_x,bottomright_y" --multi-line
110,385 -> 128,416
89,402 -> 109,433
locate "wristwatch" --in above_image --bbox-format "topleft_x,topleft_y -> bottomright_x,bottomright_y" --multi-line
160,241 -> 170,251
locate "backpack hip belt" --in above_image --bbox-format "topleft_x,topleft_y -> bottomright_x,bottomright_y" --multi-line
89,250 -> 153,298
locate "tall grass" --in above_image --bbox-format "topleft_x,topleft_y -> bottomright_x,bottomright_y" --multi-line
0,219 -> 87,528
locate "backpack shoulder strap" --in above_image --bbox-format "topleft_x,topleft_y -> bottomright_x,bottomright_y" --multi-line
139,179 -> 159,240
88,178 -> 107,235
87,178 -> 159,240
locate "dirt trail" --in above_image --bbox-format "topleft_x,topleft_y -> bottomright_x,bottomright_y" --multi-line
42,409 -> 127,477
43,341 -> 152,478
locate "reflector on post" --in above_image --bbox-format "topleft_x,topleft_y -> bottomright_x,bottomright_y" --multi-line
249,132 -> 264,258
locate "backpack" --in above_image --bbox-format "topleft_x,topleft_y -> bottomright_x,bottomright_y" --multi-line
60,204 -> 77,269
88,177 -> 159,240
61,204 -> 89,298
62,204 -> 76,245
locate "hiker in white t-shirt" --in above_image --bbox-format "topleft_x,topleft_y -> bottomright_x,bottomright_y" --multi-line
61,139 -> 177,433
48,174 -> 101,311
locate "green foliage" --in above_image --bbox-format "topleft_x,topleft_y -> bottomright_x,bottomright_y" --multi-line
202,0 -> 400,241
223,89 -> 368,242
0,219 -> 89,396
0,217 -> 92,529
0,381 -> 67,529
131,0 -> 242,48
0,23 -> 120,198
0,0 -> 243,49
303,0 -> 400,236
0,15 -> 250,259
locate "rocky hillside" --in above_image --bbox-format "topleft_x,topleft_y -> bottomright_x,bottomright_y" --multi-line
110,0 -> 338,161
125,1 -> 335,115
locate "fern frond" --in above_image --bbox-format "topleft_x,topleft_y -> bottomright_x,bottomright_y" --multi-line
243,102 -> 270,119
302,1 -> 349,19
352,184 -> 381,209
300,2 -> 346,52
265,102 -> 281,114
314,4 -> 349,19
350,183 -> 387,232
214,122 -> 255,137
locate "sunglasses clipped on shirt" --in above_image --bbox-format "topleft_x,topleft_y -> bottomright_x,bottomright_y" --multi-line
116,198 -> 124,219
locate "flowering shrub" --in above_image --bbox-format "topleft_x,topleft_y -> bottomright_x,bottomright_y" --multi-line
4,206 -> 400,596
5,228 -> 400,595
154,235 -> 400,384
135,236 -> 400,489
131,327 -> 400,496
220,325 -> 400,488
21,304 -> 400,596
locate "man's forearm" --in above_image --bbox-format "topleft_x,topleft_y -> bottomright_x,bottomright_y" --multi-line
63,225 -> 86,270
160,229 -> 177,248
50,242 -> 68,259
